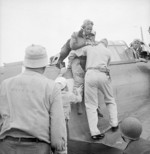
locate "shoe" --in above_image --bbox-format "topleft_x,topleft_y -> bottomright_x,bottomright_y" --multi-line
111,125 -> 119,132
91,133 -> 105,140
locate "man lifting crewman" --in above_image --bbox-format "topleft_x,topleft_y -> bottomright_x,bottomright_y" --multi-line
50,19 -> 119,140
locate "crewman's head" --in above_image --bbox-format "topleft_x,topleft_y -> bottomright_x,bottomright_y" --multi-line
81,19 -> 94,36
120,117 -> 142,142
55,77 -> 67,90
23,44 -> 48,69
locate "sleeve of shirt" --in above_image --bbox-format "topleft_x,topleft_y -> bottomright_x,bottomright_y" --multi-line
50,83 -> 67,154
70,32 -> 86,50
59,39 -> 71,62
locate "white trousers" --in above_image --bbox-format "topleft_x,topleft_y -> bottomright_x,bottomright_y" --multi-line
84,70 -> 118,136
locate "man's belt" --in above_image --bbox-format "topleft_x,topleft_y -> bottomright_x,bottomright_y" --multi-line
0,136 -> 47,143
86,67 -> 110,73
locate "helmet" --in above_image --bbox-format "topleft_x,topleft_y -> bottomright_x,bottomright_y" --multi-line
120,117 -> 142,140
81,19 -> 94,29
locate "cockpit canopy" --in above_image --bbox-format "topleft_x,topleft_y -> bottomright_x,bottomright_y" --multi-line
108,40 -> 135,62
108,40 -> 150,63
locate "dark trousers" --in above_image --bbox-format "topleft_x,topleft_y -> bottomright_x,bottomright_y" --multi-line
0,140 -> 51,154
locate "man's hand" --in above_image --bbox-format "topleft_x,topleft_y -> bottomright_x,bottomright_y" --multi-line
50,53 -> 60,65
86,40 -> 94,46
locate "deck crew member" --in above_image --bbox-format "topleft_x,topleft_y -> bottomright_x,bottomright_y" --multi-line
0,45 -> 67,154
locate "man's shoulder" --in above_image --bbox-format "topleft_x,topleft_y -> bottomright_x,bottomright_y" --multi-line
104,47 -> 111,54
1,74 -> 20,84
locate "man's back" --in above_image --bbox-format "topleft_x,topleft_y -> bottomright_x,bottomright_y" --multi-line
0,69 -> 56,142
85,43 -> 111,69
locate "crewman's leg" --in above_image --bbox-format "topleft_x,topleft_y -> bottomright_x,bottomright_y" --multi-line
71,58 -> 85,90
64,68 -> 74,93
71,58 -> 85,114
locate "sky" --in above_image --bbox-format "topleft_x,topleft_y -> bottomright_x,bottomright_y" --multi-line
0,0 -> 150,65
